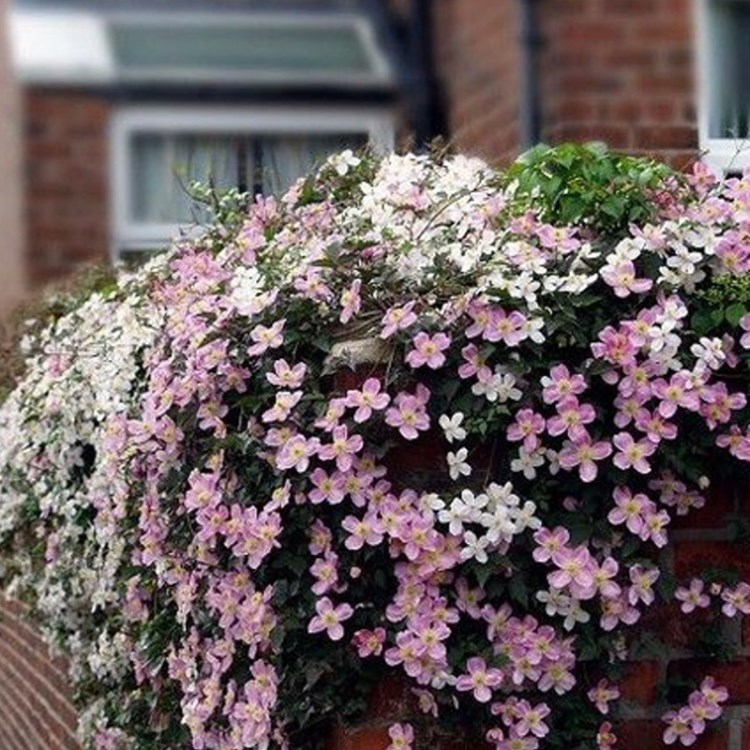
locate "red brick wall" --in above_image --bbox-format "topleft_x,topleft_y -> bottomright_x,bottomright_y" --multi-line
432,0 -> 523,166
0,597 -> 80,750
1,485 -> 749,748
432,0 -> 698,168
538,0 -> 698,168
329,499 -> 750,750
23,89 -> 110,288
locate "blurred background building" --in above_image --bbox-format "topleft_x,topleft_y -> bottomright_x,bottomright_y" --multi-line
0,0 -> 737,311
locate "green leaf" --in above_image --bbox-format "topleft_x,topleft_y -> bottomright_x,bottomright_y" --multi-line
507,572 -> 529,607
691,309 -> 716,335
726,302 -> 747,327
711,307 -> 726,326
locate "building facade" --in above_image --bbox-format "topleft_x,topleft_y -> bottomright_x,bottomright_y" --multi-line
2,0 -> 736,301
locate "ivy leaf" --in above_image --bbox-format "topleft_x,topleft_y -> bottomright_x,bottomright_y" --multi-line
691,309 -> 716,336
711,307 -> 726,327
725,302 -> 747,327
507,572 -> 529,608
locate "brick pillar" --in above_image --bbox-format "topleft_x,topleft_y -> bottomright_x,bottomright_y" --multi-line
537,0 -> 699,168
0,597 -> 81,750
23,89 -> 111,288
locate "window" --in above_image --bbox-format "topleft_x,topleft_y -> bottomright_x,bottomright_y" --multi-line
111,107 -> 394,260
108,16 -> 384,84
699,0 -> 750,172
11,10 -> 393,88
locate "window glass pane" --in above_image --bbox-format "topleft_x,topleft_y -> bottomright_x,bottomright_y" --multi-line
130,133 -> 248,223
128,131 -> 367,226
260,133 -> 368,195
111,23 -> 372,76
710,1 -> 750,138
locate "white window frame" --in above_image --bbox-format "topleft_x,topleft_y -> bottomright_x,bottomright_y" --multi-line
11,9 -> 393,89
696,0 -> 750,174
106,11 -> 393,89
110,105 -> 395,260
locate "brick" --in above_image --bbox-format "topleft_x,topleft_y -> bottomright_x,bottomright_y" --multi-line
673,539 -> 750,580
607,0 -> 662,13
556,20 -> 626,45
616,719 -> 667,750
618,660 -> 664,706
667,658 -> 750,704
0,597 -> 81,750
551,123 -> 632,149
672,479 -> 737,530
618,719 -> 727,750
635,125 -> 698,150
640,601 -> 714,650
434,734 -> 492,750
330,726 -> 390,750
365,675 -> 417,721
24,89 -> 110,288
433,0 -> 522,165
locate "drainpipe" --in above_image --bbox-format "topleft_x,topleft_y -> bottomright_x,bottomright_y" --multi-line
518,0 -> 543,149
408,0 -> 444,150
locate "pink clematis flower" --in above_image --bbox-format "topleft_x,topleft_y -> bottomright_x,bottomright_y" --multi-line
548,545 -> 595,592
640,508 -> 671,548
533,527 -> 571,563
558,436 -> 612,482
587,679 -> 620,715
612,432 -> 656,474
339,279 -> 362,324
381,302 -> 418,339
507,409 -> 546,452
698,677 -> 728,713
247,319 -> 286,357
341,513 -> 385,550
386,723 -> 414,750
662,707 -> 697,746
596,721 -> 617,750
385,389 -> 431,440
627,564 -> 660,606
634,408 -> 678,443
456,657 -> 503,703
514,700 -> 551,738
600,259 -> 653,297
484,309 -> 529,346
600,593 -> 640,632
318,425 -> 364,472
307,597 -> 354,641
547,396 -> 596,441
345,378 -> 391,423
459,343 -> 492,381
591,326 -> 637,368
675,578 -> 710,613
405,331 -> 452,369
540,364 -> 587,404
608,486 -> 654,536
275,434 -> 318,473
310,552 -> 339,595
308,468 -> 347,505
651,372 -> 701,419
262,390 -> 303,423
721,582 -> 750,616
266,359 -> 307,388
352,627 -> 386,657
